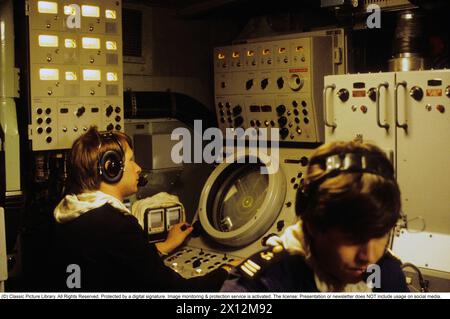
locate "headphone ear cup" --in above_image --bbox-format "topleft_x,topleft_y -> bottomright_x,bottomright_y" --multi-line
295,186 -> 309,217
99,150 -> 124,184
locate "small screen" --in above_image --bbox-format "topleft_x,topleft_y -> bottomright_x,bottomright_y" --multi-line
167,208 -> 181,226
150,211 -> 163,228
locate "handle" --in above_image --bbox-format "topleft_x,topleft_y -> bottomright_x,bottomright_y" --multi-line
376,82 -> 390,129
323,84 -> 337,128
395,81 -> 408,130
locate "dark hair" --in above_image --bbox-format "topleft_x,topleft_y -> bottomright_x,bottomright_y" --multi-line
297,141 -> 401,242
66,126 -> 132,194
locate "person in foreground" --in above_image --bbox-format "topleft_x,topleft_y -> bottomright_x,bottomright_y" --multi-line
221,140 -> 409,292
49,127 -> 232,292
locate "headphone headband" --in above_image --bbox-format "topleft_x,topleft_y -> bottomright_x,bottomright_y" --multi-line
296,151 -> 395,216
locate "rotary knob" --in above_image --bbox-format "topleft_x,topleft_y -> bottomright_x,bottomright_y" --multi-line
278,116 -> 287,127
279,128 -> 289,139
276,104 -> 286,115
368,87 -> 377,102
409,86 -> 423,101
337,88 -> 350,102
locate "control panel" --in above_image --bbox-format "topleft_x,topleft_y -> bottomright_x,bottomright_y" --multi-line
164,147 -> 316,279
214,35 -> 332,143
27,0 -> 124,150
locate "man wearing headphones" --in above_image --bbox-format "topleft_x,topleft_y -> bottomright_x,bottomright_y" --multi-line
49,127 -> 230,291
221,140 -> 409,292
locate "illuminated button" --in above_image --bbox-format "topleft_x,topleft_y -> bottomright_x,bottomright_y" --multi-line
83,69 -> 101,81
38,1 -> 58,14
296,127 -> 302,135
107,72 -> 118,82
82,37 -> 100,49
264,120 -> 270,126
82,5 -> 100,17
106,41 -> 117,51
90,58 -> 95,63
39,35 -> 58,47
65,71 -> 77,81
105,9 -> 117,19
40,68 -> 59,80
64,39 -> 76,48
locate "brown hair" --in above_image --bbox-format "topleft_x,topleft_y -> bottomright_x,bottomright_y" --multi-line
297,140 -> 401,242
66,126 -> 132,194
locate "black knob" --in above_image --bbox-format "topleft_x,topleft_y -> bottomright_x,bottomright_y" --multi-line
232,105 -> 242,116
278,116 -> 287,127
107,123 -> 114,131
76,106 -> 86,117
46,127 -> 52,134
276,104 -> 286,115
115,115 -> 121,122
225,102 -> 231,108
337,88 -> 349,102
368,87 -> 377,102
300,156 -> 309,167
37,118 -> 43,125
409,86 -> 423,101
45,117 -> 52,124
46,136 -> 52,143
192,259 -> 201,268
250,120 -> 255,126
277,77 -> 284,89
292,100 -> 298,107
106,105 -> 113,116
45,108 -> 52,115
115,106 -> 121,113
37,108 -> 43,115
279,128 -> 289,139
255,120 -> 261,127
218,102 -> 224,108
261,78 -> 269,90
245,79 -> 254,90
191,220 -> 203,237
115,124 -> 122,131
37,127 -> 43,134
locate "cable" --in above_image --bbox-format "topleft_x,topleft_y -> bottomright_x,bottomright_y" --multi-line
401,262 -> 429,292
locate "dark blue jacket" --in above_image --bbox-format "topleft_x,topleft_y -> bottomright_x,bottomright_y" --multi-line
221,248 -> 409,292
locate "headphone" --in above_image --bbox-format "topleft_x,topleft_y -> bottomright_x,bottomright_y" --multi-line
97,132 -> 125,184
296,151 -> 395,216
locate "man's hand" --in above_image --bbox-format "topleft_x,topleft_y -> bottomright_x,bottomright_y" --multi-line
155,222 -> 193,255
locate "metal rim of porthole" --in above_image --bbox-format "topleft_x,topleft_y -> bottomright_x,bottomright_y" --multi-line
197,151 -> 286,248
